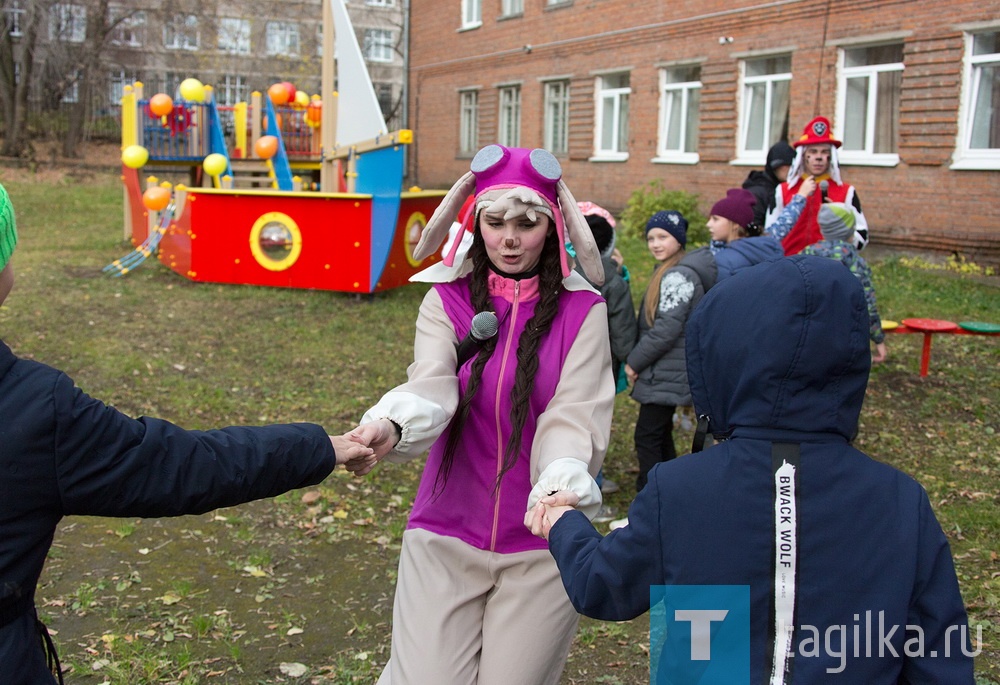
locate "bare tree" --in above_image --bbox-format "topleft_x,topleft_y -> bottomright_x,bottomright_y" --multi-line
1,0 -> 44,157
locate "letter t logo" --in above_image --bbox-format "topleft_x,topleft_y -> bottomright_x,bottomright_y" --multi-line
674,609 -> 729,660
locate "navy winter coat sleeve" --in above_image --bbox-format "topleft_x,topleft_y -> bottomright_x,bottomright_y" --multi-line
0,342 -> 337,684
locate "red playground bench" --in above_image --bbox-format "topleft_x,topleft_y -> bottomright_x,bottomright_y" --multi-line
883,319 -> 1000,377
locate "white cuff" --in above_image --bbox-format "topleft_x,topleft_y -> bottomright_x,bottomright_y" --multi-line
361,390 -> 450,462
528,457 -> 602,520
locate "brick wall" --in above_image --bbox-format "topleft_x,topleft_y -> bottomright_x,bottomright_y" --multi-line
408,0 -> 1000,264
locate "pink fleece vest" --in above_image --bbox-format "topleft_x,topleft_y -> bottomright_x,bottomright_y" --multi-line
407,275 -> 601,553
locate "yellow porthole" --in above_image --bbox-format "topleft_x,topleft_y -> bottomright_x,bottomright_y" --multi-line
403,211 -> 427,267
249,212 -> 302,271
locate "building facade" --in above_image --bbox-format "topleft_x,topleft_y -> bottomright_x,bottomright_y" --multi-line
406,0 -> 1000,263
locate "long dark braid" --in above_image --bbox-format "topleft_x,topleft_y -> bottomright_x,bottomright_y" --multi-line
433,230 -> 497,495
495,230 -> 563,493
434,227 -> 564,497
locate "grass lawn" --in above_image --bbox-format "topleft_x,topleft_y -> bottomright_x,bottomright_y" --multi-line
0,168 -> 997,683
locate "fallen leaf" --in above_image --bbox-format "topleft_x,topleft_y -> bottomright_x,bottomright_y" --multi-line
279,662 -> 308,677
287,627 -> 304,636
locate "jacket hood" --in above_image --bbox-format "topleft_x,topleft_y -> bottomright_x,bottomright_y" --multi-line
742,168 -> 778,190
679,247 -> 718,292
686,255 -> 870,439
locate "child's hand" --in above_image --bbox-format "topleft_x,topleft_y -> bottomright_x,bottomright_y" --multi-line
797,176 -> 817,199
873,342 -> 887,363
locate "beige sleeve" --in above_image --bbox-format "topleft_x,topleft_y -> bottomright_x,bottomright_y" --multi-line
360,288 -> 460,461
527,303 -> 615,519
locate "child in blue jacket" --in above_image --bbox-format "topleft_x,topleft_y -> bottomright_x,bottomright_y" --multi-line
527,256 -> 972,684
0,183 -> 373,684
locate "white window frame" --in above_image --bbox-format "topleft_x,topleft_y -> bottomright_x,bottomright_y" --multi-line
164,13 -> 199,51
109,8 -> 145,47
461,0 -> 481,30
737,55 -> 791,164
4,0 -> 25,37
654,64 -> 701,164
49,3 -> 86,43
954,29 -> 1000,170
218,17 -> 250,55
266,21 -> 300,57
459,89 -> 479,155
61,70 -> 80,103
364,28 -> 394,63
592,72 -> 630,161
501,0 -> 524,17
498,84 -> 521,148
219,75 -> 249,107
543,79 -> 570,155
835,44 -> 903,167
109,69 -> 138,104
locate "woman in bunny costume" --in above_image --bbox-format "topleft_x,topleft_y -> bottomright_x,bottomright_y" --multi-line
348,145 -> 615,684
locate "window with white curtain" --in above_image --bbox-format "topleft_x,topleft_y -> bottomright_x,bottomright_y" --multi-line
955,30 -> 1000,169
109,9 -> 145,47
543,80 -> 570,155
164,14 -> 199,50
462,0 -> 481,29
364,28 -> 394,62
738,56 -> 790,162
656,64 -> 701,163
218,17 -> 250,55
460,90 -> 479,155
498,85 -> 521,147
501,0 -> 523,17
266,21 -> 300,57
594,72 -> 630,159
109,69 -> 139,104
219,75 -> 249,106
837,43 -> 902,165
49,3 -> 86,42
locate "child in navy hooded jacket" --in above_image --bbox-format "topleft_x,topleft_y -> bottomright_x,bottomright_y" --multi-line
527,256 -> 973,684
0,183 -> 373,684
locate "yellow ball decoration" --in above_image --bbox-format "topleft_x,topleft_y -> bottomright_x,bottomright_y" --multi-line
203,153 -> 227,177
179,78 -> 206,103
121,145 -> 149,169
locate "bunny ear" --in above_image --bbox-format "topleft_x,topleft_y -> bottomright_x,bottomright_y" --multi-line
558,180 -> 604,285
412,171 -> 477,262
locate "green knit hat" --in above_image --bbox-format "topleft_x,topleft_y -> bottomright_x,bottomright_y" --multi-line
0,183 -> 16,272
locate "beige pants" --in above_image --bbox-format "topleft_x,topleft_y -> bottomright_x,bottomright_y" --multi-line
375,528 -> 580,685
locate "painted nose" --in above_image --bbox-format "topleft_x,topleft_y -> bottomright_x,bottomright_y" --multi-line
504,238 -> 515,248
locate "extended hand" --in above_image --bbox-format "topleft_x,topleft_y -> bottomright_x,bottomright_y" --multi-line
342,419 -> 399,476
524,490 -> 581,540
329,434 -> 375,466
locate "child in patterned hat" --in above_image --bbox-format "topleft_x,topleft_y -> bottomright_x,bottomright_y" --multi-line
621,210 -> 717,502
802,201 -> 888,362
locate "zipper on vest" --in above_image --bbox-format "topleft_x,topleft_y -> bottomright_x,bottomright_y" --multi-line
490,280 -> 520,551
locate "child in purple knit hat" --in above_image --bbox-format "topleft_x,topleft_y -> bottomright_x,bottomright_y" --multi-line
708,179 -> 816,281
